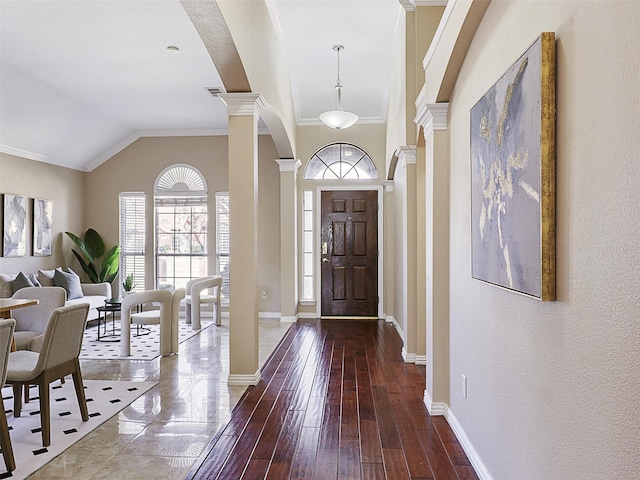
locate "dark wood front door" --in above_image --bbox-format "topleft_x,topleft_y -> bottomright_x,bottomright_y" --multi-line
321,190 -> 378,317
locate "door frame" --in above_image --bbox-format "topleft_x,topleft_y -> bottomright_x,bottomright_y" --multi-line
314,184 -> 384,319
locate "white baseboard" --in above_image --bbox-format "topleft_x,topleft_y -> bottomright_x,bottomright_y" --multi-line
386,316 -> 406,345
228,371 -> 261,386
298,311 -> 318,319
218,312 -> 289,322
402,347 -> 417,364
422,391 -> 493,480
423,390 -> 448,416
279,315 -> 298,323
445,410 -> 494,480
401,350 -> 426,365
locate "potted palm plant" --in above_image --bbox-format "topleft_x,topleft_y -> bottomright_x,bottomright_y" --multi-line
65,228 -> 119,284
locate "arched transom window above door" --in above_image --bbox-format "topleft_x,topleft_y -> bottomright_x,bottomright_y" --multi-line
304,143 -> 378,180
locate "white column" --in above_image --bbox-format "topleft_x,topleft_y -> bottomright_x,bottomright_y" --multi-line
219,93 -> 266,386
415,102 -> 450,414
276,158 -> 301,323
396,146 -> 418,363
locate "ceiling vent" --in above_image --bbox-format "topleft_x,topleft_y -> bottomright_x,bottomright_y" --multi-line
206,87 -> 224,97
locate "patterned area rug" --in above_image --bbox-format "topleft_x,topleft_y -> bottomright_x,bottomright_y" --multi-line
0,379 -> 156,480
80,319 -> 215,360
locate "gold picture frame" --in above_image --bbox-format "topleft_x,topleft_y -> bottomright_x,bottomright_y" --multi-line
470,32 -> 556,300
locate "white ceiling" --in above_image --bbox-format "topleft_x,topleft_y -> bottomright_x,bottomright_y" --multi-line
0,0 -> 404,172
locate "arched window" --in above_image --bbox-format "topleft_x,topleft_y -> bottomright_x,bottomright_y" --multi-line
154,164 -> 208,290
304,143 -> 377,180
155,164 -> 206,195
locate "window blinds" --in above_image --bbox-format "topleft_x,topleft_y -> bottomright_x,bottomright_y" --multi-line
119,192 -> 146,294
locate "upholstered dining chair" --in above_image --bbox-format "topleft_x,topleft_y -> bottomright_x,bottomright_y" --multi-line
0,318 -> 16,473
6,303 -> 90,447
129,288 -> 185,354
11,286 -> 66,351
184,275 -> 222,329
120,290 -> 176,357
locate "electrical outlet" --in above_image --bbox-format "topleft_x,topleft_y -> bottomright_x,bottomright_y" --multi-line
462,374 -> 468,399
261,290 -> 268,300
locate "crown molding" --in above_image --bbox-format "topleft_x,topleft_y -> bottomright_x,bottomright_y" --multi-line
296,116 -> 385,127
416,0 -> 448,6
0,144 -> 81,171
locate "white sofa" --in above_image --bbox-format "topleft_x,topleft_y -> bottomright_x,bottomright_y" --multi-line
0,270 -> 111,322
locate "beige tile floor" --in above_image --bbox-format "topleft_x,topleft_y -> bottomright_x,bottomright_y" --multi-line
27,318 -> 292,480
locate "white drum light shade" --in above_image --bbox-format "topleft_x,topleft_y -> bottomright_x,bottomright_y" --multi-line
319,45 -> 358,130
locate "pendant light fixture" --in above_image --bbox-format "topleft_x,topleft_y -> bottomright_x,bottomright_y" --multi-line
319,45 -> 359,130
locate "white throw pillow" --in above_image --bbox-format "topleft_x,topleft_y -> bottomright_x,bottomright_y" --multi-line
37,269 -> 56,287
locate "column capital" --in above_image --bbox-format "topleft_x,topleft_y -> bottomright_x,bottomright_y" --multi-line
399,0 -> 415,12
396,145 -> 417,169
415,102 -> 449,137
219,93 -> 267,116
382,180 -> 395,193
275,158 -> 302,173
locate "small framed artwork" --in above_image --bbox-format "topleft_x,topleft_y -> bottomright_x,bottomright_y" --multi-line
33,198 -> 53,256
470,33 -> 556,300
3,193 -> 27,257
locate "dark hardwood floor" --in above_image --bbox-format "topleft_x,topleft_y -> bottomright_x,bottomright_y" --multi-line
186,320 -> 478,480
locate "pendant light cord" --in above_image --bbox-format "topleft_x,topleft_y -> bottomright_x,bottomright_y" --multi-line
334,45 -> 344,87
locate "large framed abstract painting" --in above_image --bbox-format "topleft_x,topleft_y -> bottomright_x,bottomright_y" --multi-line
33,198 -> 53,256
3,194 -> 27,257
470,33 -> 556,300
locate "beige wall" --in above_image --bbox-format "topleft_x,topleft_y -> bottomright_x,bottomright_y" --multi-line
296,123 -> 386,316
217,0 -> 297,156
84,135 -> 281,313
392,161 -> 407,340
447,1 -> 640,478
385,17 -> 406,173
0,153 -> 85,275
